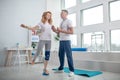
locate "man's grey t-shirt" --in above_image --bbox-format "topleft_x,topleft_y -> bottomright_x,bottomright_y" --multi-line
59,18 -> 73,41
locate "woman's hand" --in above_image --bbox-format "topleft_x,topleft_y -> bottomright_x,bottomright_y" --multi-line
20,24 -> 28,28
51,25 -> 57,32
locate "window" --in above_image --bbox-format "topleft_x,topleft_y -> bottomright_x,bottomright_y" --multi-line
82,33 -> 91,48
65,0 -> 76,9
68,13 -> 76,27
82,5 -> 103,26
111,29 -> 120,51
70,35 -> 77,47
81,0 -> 91,3
110,0 -> 120,21
82,32 -> 104,52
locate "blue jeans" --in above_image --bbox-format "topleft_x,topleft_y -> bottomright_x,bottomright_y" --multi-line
58,40 -> 74,72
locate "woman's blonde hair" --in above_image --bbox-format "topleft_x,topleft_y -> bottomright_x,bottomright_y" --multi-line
41,11 -> 52,24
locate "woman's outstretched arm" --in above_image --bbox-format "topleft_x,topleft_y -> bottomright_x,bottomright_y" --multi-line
20,24 -> 39,31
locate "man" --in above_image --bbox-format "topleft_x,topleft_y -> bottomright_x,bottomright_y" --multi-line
52,10 -> 74,77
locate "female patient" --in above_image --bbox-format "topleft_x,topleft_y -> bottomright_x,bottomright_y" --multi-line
21,11 -> 53,75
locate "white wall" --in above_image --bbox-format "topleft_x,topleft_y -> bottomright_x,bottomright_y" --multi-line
0,0 -> 46,66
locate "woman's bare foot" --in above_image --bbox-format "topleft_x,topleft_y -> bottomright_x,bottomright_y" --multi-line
31,61 -> 34,65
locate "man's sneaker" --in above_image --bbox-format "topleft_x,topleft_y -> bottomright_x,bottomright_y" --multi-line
54,69 -> 64,73
68,72 -> 74,77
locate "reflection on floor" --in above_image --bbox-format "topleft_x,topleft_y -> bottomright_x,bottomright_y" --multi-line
0,63 -> 120,80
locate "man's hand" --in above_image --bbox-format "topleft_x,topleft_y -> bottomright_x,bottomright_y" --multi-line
57,27 -> 62,32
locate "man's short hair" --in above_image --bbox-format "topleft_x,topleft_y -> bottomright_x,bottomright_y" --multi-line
62,10 -> 68,14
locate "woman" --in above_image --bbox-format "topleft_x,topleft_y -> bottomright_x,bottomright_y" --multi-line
21,11 -> 53,75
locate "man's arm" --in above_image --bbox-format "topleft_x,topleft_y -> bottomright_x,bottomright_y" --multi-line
57,27 -> 73,34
